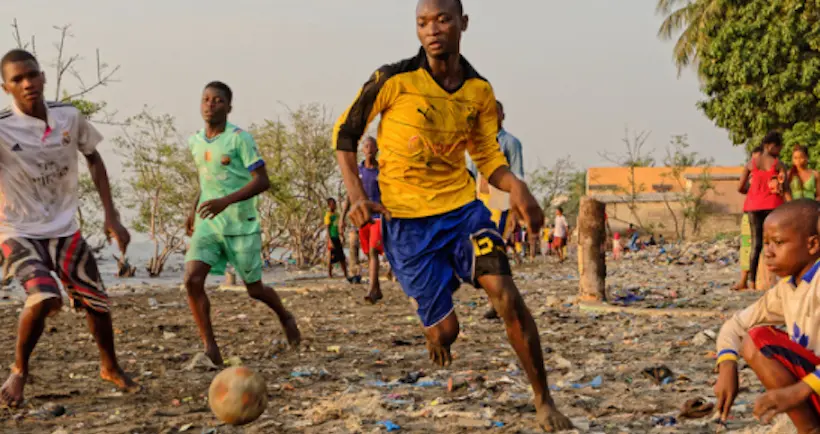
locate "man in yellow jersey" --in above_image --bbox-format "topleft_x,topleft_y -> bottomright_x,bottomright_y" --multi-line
332,1 -> 571,431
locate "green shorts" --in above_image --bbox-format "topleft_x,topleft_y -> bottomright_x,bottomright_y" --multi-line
185,231 -> 263,284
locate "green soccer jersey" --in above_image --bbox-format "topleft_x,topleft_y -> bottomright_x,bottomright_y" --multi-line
189,122 -> 264,236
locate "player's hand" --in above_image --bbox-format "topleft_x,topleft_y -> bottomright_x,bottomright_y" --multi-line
347,199 -> 391,228
198,198 -> 230,220
104,215 -> 131,254
714,361 -> 739,422
754,382 -> 813,424
509,180 -> 544,236
185,212 -> 195,237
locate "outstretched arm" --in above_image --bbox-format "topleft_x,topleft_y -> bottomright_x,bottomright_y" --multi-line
85,151 -> 130,253
333,65 -> 397,227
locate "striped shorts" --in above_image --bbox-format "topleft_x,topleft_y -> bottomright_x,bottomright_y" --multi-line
0,231 -> 108,313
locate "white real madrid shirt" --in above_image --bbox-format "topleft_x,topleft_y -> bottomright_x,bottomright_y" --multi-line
0,101 -> 102,242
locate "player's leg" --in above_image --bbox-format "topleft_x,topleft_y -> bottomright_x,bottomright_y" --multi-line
0,238 -> 65,406
228,234 -> 301,347
479,274 -> 571,430
183,232 -> 224,364
424,311 -> 459,367
457,204 -> 572,432
55,234 -> 138,392
348,229 -> 361,280
382,215 -> 460,365
362,222 -> 383,303
742,328 -> 820,431
327,245 -> 334,278
338,239 -> 351,280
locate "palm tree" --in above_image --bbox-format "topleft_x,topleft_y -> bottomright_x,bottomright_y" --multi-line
656,0 -> 725,76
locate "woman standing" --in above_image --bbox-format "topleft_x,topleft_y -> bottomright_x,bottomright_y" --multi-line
786,145 -> 819,201
736,132 -> 787,290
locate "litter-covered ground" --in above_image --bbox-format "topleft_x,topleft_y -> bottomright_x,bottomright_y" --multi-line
0,245 -> 796,433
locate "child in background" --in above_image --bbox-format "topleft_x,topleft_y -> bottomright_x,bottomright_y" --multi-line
714,199 -> 820,431
787,145 -> 819,201
612,232 -> 623,260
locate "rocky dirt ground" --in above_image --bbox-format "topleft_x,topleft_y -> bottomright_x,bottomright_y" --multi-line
0,245 -> 797,433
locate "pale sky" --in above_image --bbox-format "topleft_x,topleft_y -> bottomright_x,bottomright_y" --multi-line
0,0 -> 745,178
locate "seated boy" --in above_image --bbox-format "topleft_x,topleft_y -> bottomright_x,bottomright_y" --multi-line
714,199 -> 820,433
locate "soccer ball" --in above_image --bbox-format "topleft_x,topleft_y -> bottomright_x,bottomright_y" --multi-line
208,366 -> 268,425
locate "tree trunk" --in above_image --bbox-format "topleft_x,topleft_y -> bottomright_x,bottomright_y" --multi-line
578,197 -> 606,302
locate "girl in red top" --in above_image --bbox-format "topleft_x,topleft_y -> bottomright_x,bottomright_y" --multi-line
737,132 -> 787,290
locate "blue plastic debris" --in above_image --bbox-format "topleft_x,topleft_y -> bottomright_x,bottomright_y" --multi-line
551,376 -> 603,391
290,371 -> 312,378
378,420 -> 401,432
651,416 -> 676,427
493,421 -> 505,428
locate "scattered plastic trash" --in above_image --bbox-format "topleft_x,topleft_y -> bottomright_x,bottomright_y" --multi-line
378,420 -> 401,432
651,415 -> 677,427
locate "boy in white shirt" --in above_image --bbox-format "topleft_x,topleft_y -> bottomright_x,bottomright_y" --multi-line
714,199 -> 820,432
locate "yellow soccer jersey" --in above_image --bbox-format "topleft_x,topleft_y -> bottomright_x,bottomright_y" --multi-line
333,48 -> 509,219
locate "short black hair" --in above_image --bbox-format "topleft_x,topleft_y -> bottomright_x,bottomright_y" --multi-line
557,206 -> 564,213
496,100 -> 504,112
1,49 -> 38,80
327,197 -> 336,203
453,0 -> 463,15
751,145 -> 763,155
204,81 -> 232,104
769,198 -> 820,237
762,131 -> 783,147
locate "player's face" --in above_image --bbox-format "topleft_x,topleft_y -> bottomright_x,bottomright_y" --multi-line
201,87 -> 230,125
763,216 -> 819,278
416,0 -> 467,59
363,139 -> 377,158
765,142 -> 783,158
328,200 -> 336,211
2,60 -> 45,110
793,149 -> 809,169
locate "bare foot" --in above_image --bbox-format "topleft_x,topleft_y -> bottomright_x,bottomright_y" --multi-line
364,289 -> 383,305
204,345 -> 224,366
282,316 -> 301,348
0,372 -> 26,407
100,367 -> 141,393
731,280 -> 748,291
426,340 -> 452,367
536,404 -> 574,432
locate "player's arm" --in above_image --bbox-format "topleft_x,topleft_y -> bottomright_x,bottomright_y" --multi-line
79,115 -> 130,253
714,287 -> 786,421
198,133 -> 270,220
334,66 -> 396,227
467,89 -> 543,236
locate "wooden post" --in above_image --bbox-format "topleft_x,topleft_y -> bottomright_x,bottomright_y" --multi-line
225,268 -> 237,286
578,197 -> 606,301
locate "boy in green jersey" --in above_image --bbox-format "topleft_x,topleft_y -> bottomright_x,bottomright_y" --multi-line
184,81 -> 300,365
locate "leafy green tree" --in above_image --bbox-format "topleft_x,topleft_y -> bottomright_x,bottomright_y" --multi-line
656,0 -> 727,75
695,1 -> 820,159
251,104 -> 342,267
115,109 -> 196,276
